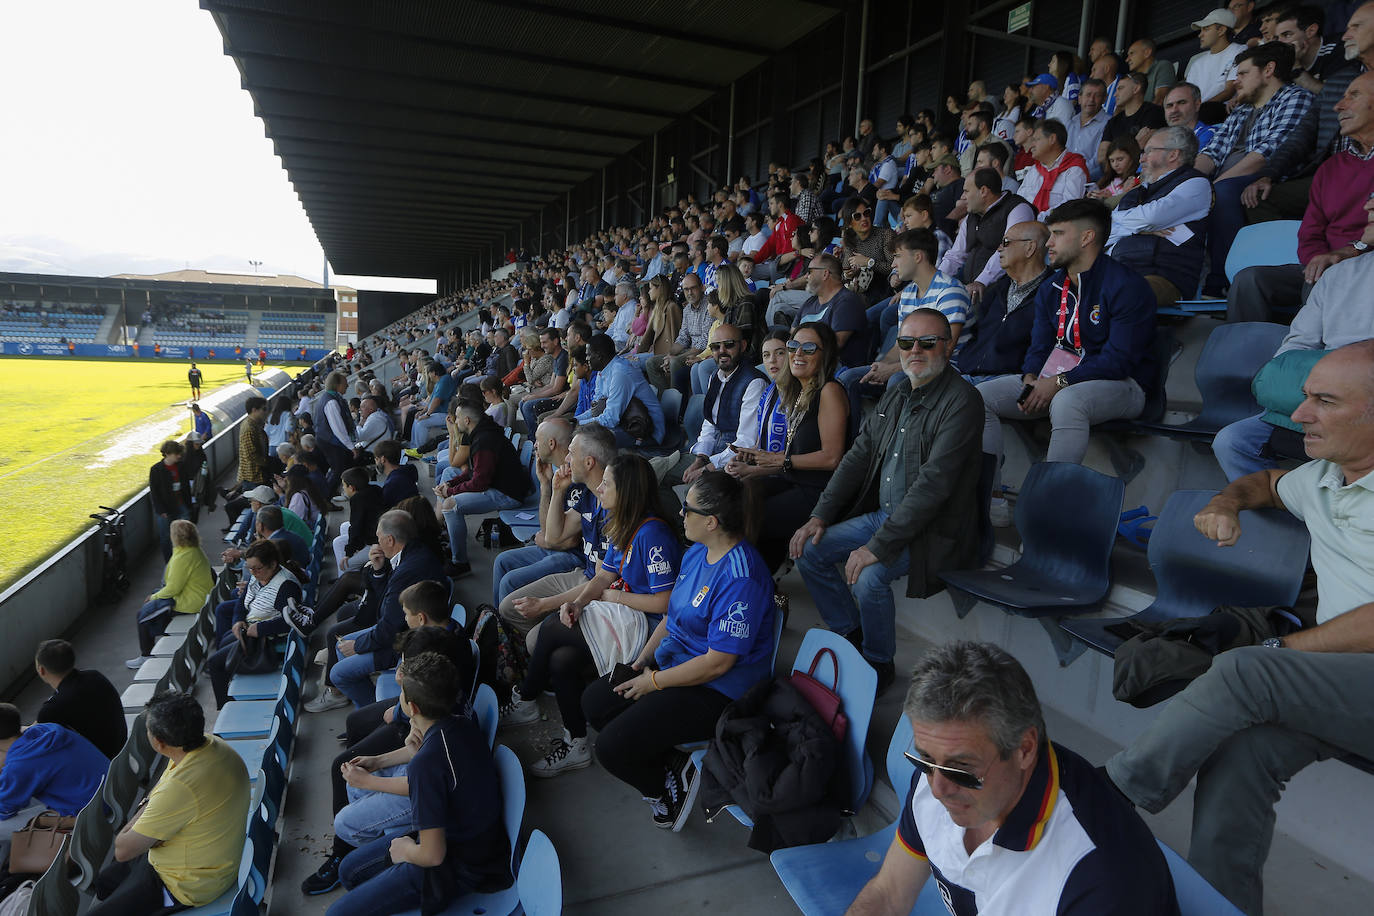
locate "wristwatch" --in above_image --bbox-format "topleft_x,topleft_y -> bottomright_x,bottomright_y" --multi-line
1261,637 -> 1285,649
782,455 -> 793,473
1055,372 -> 1070,390
1353,239 -> 1370,253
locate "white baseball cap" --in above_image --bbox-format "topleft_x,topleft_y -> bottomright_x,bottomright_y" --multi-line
1192,9 -> 1237,29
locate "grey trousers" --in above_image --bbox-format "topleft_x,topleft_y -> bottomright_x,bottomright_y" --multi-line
498,568 -> 588,654
1226,264 -> 1310,323
977,373 -> 1146,472
1106,646 -> 1374,916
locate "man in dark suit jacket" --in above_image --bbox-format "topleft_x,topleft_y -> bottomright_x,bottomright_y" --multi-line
308,509 -> 446,711
33,640 -> 126,758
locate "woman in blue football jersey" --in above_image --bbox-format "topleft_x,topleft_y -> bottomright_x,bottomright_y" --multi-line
504,454 -> 681,779
582,471 -> 776,829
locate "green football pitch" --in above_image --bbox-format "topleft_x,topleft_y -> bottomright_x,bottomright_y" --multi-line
0,359 -> 279,593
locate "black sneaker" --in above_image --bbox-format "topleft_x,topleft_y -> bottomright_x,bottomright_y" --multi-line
285,598 -> 317,637
445,560 -> 472,579
301,854 -> 342,895
651,765 -> 685,829
872,660 -> 896,695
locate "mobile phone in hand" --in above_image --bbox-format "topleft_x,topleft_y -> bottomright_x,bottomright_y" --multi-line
1016,383 -> 1034,406
608,662 -> 638,688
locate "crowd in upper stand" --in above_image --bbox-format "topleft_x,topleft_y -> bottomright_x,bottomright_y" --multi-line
5,4 -> 1374,914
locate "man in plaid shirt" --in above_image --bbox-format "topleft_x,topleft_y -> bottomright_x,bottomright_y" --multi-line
1197,42 -> 1317,295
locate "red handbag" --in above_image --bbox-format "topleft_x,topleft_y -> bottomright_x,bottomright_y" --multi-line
789,647 -> 848,742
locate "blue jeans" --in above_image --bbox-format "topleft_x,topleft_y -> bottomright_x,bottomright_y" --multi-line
875,198 -> 900,231
443,490 -> 523,564
520,397 -> 561,436
690,357 -> 716,396
409,412 -> 447,449
794,510 -> 911,664
1212,414 -> 1280,482
136,598 -> 177,656
331,628 -> 380,709
434,439 -> 450,476
154,508 -> 189,562
213,599 -> 238,643
326,832 -> 425,916
1204,175 -> 1252,294
335,765 -> 412,848
492,544 -> 583,607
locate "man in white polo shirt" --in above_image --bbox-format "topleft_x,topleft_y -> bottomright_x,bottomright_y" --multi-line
847,642 -> 1177,915
1105,339 -> 1374,916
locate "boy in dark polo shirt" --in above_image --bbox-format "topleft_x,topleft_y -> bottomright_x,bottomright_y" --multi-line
327,652 -> 511,915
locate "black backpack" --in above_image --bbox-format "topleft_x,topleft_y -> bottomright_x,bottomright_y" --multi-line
465,604 -> 528,705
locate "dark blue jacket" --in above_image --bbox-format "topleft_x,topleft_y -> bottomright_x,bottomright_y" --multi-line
353,543 -> 447,665
269,528 -> 311,571
381,464 -> 420,508
953,271 -> 1046,378
1021,253 -> 1158,392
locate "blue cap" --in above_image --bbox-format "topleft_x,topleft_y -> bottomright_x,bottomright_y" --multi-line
1026,73 -> 1060,90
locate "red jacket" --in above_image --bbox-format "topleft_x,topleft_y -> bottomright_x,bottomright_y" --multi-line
753,210 -> 801,262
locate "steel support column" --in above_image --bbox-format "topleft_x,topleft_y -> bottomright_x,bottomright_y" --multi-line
726,82 -> 736,182
854,0 -> 870,135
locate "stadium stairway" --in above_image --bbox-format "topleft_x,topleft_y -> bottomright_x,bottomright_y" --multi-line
9,330 -> 1373,915
245,311 -> 262,347
95,304 -> 121,344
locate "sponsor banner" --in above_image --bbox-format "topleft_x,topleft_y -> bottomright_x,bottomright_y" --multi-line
0,342 -> 333,361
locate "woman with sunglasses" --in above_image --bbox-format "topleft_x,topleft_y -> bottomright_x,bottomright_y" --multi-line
841,196 -> 896,302
727,322 -> 848,572
502,454 -> 681,779
583,471 -> 776,830
206,538 -> 301,708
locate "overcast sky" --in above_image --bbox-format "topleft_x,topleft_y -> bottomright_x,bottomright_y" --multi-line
0,1 -> 435,293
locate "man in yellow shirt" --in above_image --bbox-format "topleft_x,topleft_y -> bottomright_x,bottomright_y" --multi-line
88,693 -> 250,915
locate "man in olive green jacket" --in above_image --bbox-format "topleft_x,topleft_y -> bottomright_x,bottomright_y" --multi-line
791,308 -> 983,690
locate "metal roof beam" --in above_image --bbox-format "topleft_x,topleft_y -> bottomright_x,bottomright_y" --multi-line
233,55 -> 672,123
286,169 -> 554,204
465,0 -> 776,58
205,2 -> 719,92
265,122 -> 619,162
252,86 -> 645,143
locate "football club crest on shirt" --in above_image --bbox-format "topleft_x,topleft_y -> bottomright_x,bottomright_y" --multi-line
1088,304 -> 1102,325
692,585 -> 710,607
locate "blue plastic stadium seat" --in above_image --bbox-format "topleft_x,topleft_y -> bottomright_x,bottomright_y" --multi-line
474,683 -> 498,749
940,462 -> 1123,619
1172,221 -> 1301,314
515,830 -> 561,916
1059,490 -> 1310,670
1135,322 -> 1288,441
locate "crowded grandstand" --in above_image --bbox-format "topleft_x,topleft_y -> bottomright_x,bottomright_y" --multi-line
4,0 -> 1374,914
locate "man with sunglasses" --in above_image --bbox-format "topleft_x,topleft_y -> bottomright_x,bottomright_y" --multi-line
792,308 -> 983,693
846,641 -> 1178,915
657,323 -> 767,491
976,198 -> 1157,478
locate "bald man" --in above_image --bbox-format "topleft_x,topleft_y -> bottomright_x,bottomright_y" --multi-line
1106,339 -> 1374,916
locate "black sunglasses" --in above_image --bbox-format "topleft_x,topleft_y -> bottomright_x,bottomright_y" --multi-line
680,502 -> 713,518
896,335 -> 950,351
904,750 -> 985,790
708,340 -> 741,352
786,340 -> 821,355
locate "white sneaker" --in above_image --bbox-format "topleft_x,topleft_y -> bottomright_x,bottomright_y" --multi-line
529,729 -> 591,778
304,687 -> 350,713
125,655 -> 150,670
499,690 -> 541,729
989,497 -> 1014,529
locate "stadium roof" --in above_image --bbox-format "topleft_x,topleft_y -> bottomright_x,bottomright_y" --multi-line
111,269 -> 356,294
201,0 -> 843,279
